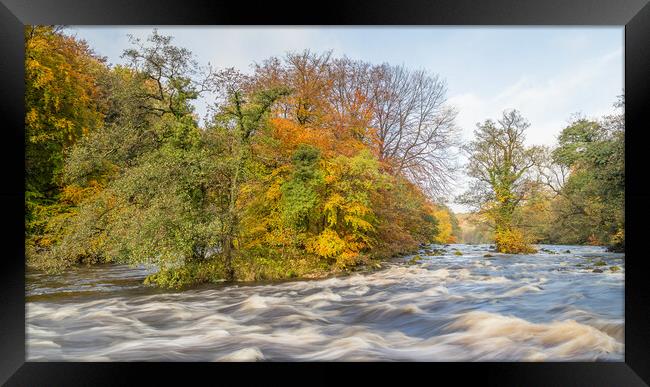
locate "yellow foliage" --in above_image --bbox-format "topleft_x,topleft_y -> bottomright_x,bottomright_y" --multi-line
323,193 -> 344,226
38,236 -> 54,248
495,228 -> 536,254
611,229 -> 624,247
60,180 -> 103,206
343,214 -> 374,232
431,206 -> 456,244
25,26 -> 105,147
307,229 -> 346,258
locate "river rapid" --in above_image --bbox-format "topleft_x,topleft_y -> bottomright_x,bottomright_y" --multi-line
26,244 -> 624,361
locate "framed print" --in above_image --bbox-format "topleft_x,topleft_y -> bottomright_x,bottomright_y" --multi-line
1,0 -> 650,385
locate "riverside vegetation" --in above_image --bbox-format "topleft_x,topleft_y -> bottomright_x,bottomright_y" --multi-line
26,27 -> 625,289
457,103 -> 625,253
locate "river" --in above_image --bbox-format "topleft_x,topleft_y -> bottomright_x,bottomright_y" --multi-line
26,244 -> 624,361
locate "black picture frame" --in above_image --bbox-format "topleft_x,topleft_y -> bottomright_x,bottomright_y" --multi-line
2,0 -> 649,385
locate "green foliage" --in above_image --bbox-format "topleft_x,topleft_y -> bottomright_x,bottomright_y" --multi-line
121,29 -> 201,119
144,259 -> 227,289
310,150 -> 382,266
458,110 -> 542,252
371,177 -> 440,259
518,100 -> 625,250
549,114 -> 624,248
27,29 -> 209,272
280,144 -> 323,228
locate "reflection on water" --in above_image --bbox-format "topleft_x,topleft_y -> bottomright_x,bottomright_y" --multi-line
26,244 -> 624,361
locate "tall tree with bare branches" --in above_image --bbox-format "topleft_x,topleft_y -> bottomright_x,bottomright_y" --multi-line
365,64 -> 459,196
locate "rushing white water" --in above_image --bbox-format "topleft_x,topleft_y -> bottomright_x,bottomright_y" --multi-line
26,244 -> 624,361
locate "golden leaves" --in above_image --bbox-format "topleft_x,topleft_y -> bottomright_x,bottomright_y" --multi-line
306,228 -> 346,258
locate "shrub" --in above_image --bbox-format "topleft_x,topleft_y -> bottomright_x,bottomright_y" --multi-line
494,228 -> 537,254
408,255 -> 422,264
608,229 -> 625,252
144,259 -> 227,289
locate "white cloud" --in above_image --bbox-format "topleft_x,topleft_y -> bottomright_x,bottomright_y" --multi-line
446,47 -> 622,212
447,47 -> 622,147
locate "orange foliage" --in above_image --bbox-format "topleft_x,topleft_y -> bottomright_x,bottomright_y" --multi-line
265,117 -> 367,160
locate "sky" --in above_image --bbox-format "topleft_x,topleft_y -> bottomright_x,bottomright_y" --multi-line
65,26 -> 624,212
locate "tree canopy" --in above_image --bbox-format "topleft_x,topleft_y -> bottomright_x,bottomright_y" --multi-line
458,110 -> 543,253
458,102 -> 624,253
26,28 -> 463,287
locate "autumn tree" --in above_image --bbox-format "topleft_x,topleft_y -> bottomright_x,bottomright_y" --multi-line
458,109 -> 543,253
120,29 -> 209,119
25,26 -> 106,233
251,51 -> 333,126
27,30 -> 201,267
206,85 -> 290,279
366,63 -> 460,196
544,98 -> 625,250
250,52 -> 461,196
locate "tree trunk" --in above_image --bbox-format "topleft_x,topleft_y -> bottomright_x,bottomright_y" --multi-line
223,235 -> 235,281
223,156 -> 241,282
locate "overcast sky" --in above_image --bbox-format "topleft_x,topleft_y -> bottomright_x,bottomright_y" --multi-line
65,26 -> 624,212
